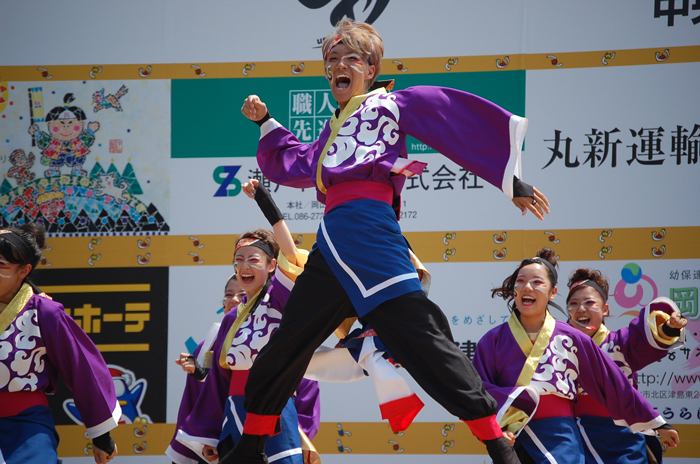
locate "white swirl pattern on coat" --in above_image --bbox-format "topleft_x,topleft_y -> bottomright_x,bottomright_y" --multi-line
323,93 -> 400,169
226,294 -> 282,371
530,334 -> 580,400
0,309 -> 46,391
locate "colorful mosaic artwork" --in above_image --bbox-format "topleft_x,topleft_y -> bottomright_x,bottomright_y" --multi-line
2,84 -> 169,236
0,162 -> 168,236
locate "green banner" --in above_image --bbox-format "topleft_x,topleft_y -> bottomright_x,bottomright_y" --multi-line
171,70 -> 525,158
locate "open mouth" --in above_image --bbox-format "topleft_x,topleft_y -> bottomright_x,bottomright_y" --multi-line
572,316 -> 595,329
335,74 -> 351,90
521,295 -> 536,306
239,273 -> 255,285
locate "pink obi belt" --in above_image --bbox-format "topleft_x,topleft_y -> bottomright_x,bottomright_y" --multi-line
532,394 -> 574,420
325,181 -> 393,213
573,394 -> 610,418
0,391 -> 49,417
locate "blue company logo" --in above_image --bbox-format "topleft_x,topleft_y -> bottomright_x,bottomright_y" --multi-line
213,166 -> 242,197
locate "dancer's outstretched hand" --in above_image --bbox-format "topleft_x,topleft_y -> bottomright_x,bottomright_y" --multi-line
658,427 -> 680,448
512,186 -> 550,220
175,353 -> 196,374
241,95 -> 268,122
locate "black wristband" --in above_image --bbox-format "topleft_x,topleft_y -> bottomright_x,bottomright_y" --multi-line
93,431 -> 115,455
255,183 -> 284,226
661,322 -> 681,338
654,423 -> 674,431
189,357 -> 209,381
253,111 -> 272,127
513,176 -> 534,198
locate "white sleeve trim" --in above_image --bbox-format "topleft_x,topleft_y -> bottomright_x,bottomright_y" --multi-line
502,115 -> 528,199
177,429 -> 219,459
260,118 -> 282,139
613,415 -> 666,434
496,385 -> 539,437
165,445 -> 199,464
274,266 -> 295,291
196,322 -> 221,367
85,399 -> 121,439
644,297 -> 686,350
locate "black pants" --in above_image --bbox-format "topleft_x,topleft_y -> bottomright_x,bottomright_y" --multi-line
244,248 -> 497,423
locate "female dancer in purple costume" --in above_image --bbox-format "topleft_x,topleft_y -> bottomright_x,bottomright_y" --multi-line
0,224 -> 120,464
474,248 -> 673,464
231,18 -> 551,464
176,181 -> 319,464
566,268 -> 684,464
167,277 -> 244,464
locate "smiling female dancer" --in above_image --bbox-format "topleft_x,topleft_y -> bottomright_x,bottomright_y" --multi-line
176,182 -> 319,464
227,18 -> 552,464
566,268 -> 684,464
474,248 -> 674,464
0,224 -> 120,464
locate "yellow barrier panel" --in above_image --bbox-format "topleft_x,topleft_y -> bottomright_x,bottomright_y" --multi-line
2,46 -> 699,82
38,226 -> 699,269
55,422 -> 700,457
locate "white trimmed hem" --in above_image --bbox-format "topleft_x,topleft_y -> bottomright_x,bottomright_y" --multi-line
268,447 -> 302,463
85,400 -> 121,439
165,445 -> 199,464
320,217 -> 418,298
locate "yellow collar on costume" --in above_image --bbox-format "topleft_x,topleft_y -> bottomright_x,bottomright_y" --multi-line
0,283 -> 34,335
591,324 -> 610,346
218,286 -> 266,369
508,310 -> 556,387
315,88 -> 387,194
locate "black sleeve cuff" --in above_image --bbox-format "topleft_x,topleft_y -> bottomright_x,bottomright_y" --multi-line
253,112 -> 272,127
661,323 -> 682,338
654,423 -> 674,431
93,431 -> 115,455
513,176 -> 534,198
188,357 -> 209,381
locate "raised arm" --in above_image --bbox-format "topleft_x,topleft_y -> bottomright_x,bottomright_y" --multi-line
613,297 -> 686,374
241,95 -> 318,189
243,179 -> 297,266
392,86 -> 550,219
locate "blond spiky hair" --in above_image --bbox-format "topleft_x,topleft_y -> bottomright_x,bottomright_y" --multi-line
321,19 -> 384,87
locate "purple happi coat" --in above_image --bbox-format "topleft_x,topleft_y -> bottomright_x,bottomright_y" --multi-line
572,298 -> 685,463
259,86 -> 526,201
0,284 -> 121,437
473,311 -> 665,436
177,271 -> 320,455
574,296 -> 685,416
167,323 -> 220,464
594,297 -> 684,390
257,86 -> 527,315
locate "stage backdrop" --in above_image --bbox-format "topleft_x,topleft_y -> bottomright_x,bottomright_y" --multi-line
1,1 -> 699,463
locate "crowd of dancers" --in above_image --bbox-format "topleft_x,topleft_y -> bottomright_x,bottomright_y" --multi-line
0,18 -> 687,464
